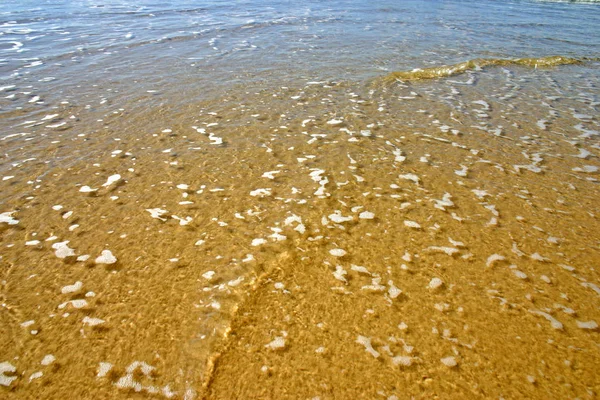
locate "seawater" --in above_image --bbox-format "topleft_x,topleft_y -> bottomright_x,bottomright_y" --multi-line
1,0 -> 599,399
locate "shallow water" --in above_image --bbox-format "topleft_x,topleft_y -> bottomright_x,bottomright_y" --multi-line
1,1 -> 600,399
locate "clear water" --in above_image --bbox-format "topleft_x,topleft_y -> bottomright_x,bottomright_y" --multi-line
1,1 -> 599,399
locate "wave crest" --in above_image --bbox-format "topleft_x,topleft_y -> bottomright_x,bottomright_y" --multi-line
382,56 -> 585,83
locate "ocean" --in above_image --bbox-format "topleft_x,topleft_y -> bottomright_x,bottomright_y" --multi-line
1,0 -> 599,399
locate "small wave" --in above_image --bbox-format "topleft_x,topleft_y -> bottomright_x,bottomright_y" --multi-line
381,56 -> 592,83
533,0 -> 600,3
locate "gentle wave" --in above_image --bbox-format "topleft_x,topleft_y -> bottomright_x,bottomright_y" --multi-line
381,56 -> 591,83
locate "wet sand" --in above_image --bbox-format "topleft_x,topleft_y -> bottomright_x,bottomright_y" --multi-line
1,63 -> 600,399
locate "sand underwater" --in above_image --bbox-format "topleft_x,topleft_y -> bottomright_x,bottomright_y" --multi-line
1,1 -> 600,399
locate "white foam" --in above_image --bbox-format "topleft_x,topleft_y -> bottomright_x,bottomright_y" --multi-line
202,271 -> 215,280
37,355 -> 55,367
486,254 -> 505,267
0,211 -> 19,225
172,215 -> 193,226
95,250 -> 117,264
333,265 -> 347,282
576,320 -> 598,330
208,133 -> 223,145
428,277 -> 444,290
356,336 -> 380,358
21,320 -> 35,328
399,173 -> 420,185
529,309 -> 563,330
146,208 -> 168,221
404,220 -> 421,229
454,165 -> 468,177
83,316 -> 105,326
26,240 -> 40,246
251,238 -> 267,246
361,277 -> 386,292
392,148 -> 406,162
79,186 -> 97,193
101,174 -> 121,187
58,299 -> 88,309
265,336 -> 286,350
512,270 -> 528,280
574,163 -> 597,174
427,246 -> 459,256
328,211 -> 353,223
52,241 -> 75,259
329,248 -> 347,257
0,361 -> 17,387
359,211 -> 375,219
472,189 -> 490,199
261,171 -> 280,179
392,356 -> 412,367
448,238 -> 465,248
440,356 -> 457,367
61,281 -> 83,294
250,188 -> 272,197
581,281 -> 600,296
433,193 -> 454,211
536,120 -> 547,130
29,371 -> 43,381
575,148 -> 592,159
387,281 -> 402,299
326,119 -> 343,125
530,253 -> 549,262
351,265 -> 371,275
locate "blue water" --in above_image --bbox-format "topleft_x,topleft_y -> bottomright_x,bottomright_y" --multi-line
1,0 -> 599,86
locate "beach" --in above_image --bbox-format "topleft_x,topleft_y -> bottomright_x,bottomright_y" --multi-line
1,1 -> 600,398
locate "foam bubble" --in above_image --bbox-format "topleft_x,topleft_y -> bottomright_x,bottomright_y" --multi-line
328,211 -> 353,223
252,238 -> 267,246
392,356 -> 412,366
95,250 -> 117,264
29,371 -> 43,381
202,271 -> 215,280
440,356 -> 457,367
52,241 -> 75,259
576,320 -> 598,330
329,248 -> 347,257
146,208 -> 168,221
261,171 -> 281,179
97,362 -> 113,378
404,220 -> 421,229
250,188 -> 272,197
333,265 -> 347,282
356,336 -> 380,358
0,211 -> 19,225
486,254 -> 505,267
359,211 -> 375,219
83,316 -> 105,326
265,336 -> 286,350
101,174 -> 121,187
79,186 -> 97,193
428,277 -> 444,290
529,309 -> 563,330
399,173 -> 420,185
61,281 -> 83,294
